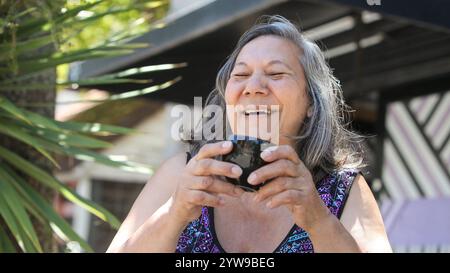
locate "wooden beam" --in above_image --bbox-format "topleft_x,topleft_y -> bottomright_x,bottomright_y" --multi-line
320,0 -> 450,32
342,57 -> 450,98
330,26 -> 450,83
319,19 -> 407,49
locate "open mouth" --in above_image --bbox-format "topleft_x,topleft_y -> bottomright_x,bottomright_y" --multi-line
244,109 -> 271,116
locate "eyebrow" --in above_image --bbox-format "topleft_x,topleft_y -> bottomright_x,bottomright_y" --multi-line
235,60 -> 294,71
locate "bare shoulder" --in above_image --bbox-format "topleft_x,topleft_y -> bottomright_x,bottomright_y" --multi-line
134,151 -> 188,212
340,173 -> 393,253
149,151 -> 189,189
107,151 -> 187,252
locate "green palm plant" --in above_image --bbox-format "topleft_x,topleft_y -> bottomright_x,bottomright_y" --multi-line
0,0 -> 180,252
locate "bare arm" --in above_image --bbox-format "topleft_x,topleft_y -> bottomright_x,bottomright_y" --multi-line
106,152 -> 188,253
107,141 -> 245,253
308,174 -> 392,253
340,174 -> 393,253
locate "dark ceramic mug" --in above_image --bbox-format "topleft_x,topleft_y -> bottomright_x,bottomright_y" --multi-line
222,135 -> 275,192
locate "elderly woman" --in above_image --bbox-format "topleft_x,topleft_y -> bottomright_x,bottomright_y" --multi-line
107,15 -> 392,253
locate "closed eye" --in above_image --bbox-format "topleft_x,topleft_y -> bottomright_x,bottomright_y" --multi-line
268,72 -> 286,79
231,74 -> 250,80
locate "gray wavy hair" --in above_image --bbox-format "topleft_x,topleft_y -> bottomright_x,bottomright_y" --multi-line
184,15 -> 365,179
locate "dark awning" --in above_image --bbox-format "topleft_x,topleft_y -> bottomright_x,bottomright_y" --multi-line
328,0 -> 450,31
74,0 -> 450,105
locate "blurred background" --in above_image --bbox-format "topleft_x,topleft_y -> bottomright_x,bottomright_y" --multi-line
1,0 -> 449,253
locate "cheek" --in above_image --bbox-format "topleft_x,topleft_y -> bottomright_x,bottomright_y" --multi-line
224,82 -> 238,128
275,82 -> 309,127
224,81 -> 241,105
273,80 -> 307,107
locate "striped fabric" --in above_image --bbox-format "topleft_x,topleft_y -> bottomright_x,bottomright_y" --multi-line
379,90 -> 450,253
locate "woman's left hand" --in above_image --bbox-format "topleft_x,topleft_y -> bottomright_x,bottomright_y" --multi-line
249,145 -> 332,232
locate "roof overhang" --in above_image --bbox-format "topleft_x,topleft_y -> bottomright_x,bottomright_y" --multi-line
74,0 -> 450,105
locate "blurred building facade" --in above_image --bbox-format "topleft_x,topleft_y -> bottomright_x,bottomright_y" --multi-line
55,94 -> 187,251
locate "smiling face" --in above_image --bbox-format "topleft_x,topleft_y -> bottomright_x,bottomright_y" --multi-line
224,35 -> 310,146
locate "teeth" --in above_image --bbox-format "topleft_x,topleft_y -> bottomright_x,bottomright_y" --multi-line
244,109 -> 271,115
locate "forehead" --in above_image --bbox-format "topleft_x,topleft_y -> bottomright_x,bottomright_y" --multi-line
235,35 -> 302,66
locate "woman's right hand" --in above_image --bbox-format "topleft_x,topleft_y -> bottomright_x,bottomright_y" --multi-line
169,141 -> 244,224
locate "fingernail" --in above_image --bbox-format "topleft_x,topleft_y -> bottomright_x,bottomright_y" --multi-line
266,201 -> 273,208
219,197 -> 226,206
231,166 -> 242,176
248,173 -> 256,184
263,146 -> 277,153
260,150 -> 271,159
222,141 -> 232,148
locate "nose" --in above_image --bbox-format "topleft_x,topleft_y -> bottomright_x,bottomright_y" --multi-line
243,74 -> 269,97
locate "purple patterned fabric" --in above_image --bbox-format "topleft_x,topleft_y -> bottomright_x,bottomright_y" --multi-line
175,169 -> 359,253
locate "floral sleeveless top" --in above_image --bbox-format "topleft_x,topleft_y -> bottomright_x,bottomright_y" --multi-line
176,152 -> 359,253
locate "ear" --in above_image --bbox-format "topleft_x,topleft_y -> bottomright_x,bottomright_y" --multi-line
307,106 -> 313,117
